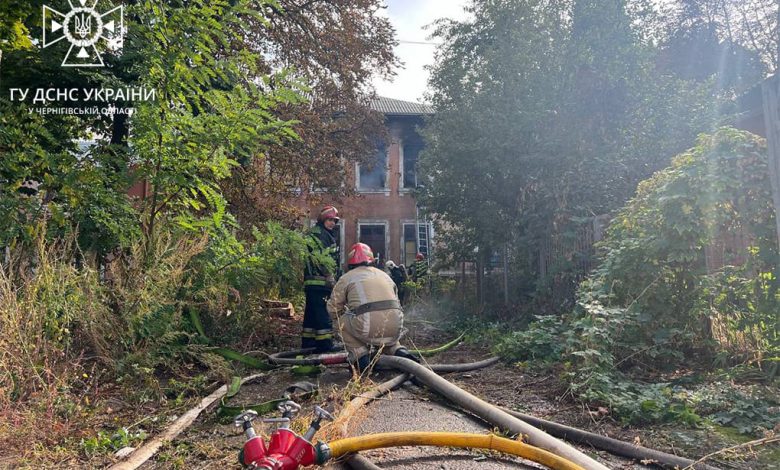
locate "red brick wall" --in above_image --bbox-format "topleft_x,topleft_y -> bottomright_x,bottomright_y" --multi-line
297,117 -> 421,267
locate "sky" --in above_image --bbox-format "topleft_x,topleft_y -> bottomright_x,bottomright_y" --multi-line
373,0 -> 472,104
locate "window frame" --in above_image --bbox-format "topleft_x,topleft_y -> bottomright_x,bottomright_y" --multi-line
401,220 -> 433,265
357,219 -> 390,262
356,144 -> 390,194
399,139 -> 422,192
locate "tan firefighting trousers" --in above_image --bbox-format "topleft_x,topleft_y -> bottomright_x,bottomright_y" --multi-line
327,266 -> 404,361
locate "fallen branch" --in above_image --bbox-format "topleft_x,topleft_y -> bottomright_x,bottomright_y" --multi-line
108,373 -> 266,470
682,435 -> 780,470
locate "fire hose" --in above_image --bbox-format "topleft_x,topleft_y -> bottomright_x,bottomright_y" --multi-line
265,333 -> 466,366
234,352 -> 715,470
376,355 -> 610,470
236,401 -> 587,470
217,334 -> 479,417
234,354 -> 582,470
205,329 -> 709,469
319,432 -> 587,470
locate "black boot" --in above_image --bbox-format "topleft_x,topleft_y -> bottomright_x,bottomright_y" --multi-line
393,348 -> 424,387
393,347 -> 420,363
355,354 -> 371,373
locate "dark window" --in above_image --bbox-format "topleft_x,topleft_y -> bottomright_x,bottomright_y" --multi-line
403,142 -> 422,188
359,224 -> 386,263
359,144 -> 387,190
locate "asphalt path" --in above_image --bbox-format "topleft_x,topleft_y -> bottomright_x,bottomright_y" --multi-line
333,386 -> 546,469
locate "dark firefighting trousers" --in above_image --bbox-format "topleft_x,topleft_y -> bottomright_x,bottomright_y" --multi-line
301,286 -> 334,353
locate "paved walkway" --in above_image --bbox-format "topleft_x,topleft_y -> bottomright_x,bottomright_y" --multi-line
330,386 -> 544,469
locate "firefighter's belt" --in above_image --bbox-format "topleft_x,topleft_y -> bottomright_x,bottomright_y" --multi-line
354,299 -> 402,315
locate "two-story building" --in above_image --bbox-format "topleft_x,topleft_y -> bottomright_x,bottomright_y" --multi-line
301,97 -> 433,269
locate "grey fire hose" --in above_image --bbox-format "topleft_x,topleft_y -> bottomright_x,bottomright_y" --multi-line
268,348 -> 501,373
498,407 -> 720,470
378,355 -> 609,470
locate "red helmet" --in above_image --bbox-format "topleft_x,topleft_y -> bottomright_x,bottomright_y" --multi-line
318,205 -> 340,222
415,252 -> 425,261
348,243 -> 374,265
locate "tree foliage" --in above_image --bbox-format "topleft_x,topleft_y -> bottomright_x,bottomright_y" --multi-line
0,0 -> 395,385
420,0 -> 723,305
127,0 -> 305,242
498,128 -> 779,427
0,0 -> 307,254
658,0 -> 778,75
223,0 -> 398,228
584,128 -> 776,363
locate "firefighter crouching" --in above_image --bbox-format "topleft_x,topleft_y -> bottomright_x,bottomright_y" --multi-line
327,243 -> 418,372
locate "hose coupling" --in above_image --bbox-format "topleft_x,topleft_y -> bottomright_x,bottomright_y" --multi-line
314,441 -> 332,464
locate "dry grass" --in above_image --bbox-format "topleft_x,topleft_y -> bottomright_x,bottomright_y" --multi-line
0,230 -> 209,466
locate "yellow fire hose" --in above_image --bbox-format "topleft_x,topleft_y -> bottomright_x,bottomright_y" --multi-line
318,432 -> 587,470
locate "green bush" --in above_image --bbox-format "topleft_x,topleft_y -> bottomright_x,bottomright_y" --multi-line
498,128 -> 780,429
494,315 -> 565,365
583,128 -> 778,367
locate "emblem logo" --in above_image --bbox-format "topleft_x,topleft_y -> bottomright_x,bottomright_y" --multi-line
42,0 -> 124,67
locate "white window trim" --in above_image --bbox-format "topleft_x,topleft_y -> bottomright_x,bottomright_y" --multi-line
357,219 -> 390,261
355,146 -> 391,195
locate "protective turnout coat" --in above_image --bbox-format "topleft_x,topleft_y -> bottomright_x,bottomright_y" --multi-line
326,265 -> 403,361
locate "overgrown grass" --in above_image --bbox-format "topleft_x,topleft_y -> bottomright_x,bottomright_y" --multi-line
0,238 -> 110,458
0,221 -> 310,465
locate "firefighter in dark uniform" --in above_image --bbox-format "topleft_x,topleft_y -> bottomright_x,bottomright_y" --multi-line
410,252 -> 428,284
302,206 -> 342,353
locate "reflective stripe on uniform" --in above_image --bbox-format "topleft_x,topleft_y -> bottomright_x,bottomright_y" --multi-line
303,327 -> 332,338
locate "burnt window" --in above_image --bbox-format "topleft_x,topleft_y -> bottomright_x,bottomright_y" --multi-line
358,143 -> 387,190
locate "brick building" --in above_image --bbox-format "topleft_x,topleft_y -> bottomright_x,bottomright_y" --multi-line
301,97 -> 434,270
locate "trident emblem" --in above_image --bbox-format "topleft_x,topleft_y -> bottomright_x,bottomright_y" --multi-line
74,13 -> 92,39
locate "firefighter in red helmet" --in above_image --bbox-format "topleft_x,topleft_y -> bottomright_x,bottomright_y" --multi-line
410,252 -> 428,283
327,243 -> 418,372
301,205 -> 342,353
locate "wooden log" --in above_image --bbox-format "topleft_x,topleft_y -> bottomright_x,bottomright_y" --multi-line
108,373 -> 265,470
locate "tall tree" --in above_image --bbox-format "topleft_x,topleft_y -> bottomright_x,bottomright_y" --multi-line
223,0 -> 398,228
0,0 -> 303,252
421,0 -> 720,308
657,0 -> 768,90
